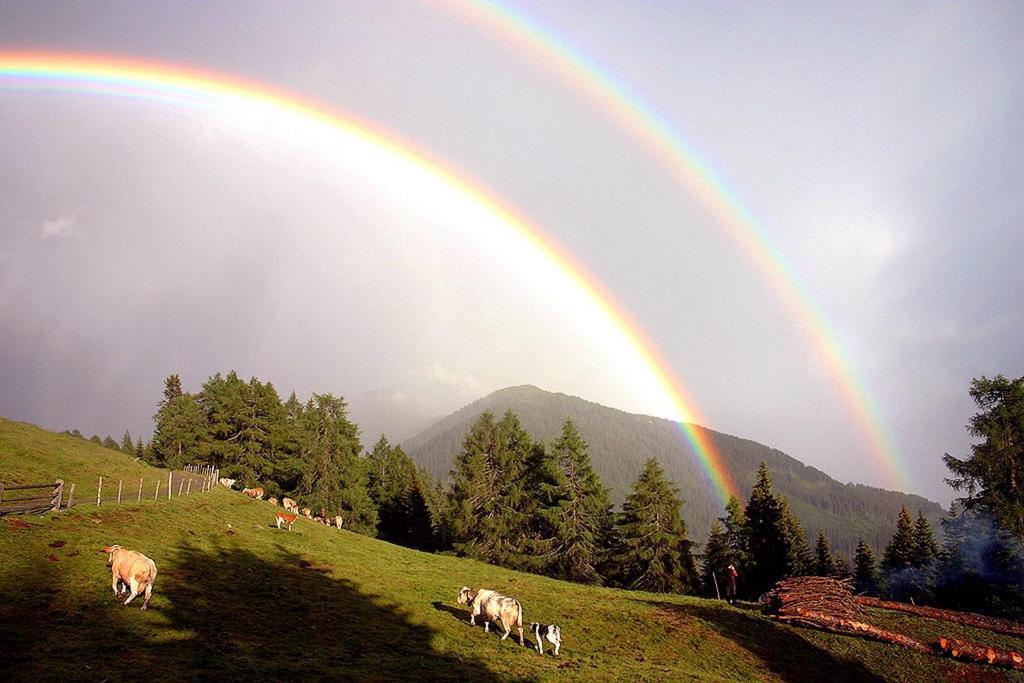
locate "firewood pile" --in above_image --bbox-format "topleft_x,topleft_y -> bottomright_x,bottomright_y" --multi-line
763,576 -> 1024,671
764,576 -> 861,622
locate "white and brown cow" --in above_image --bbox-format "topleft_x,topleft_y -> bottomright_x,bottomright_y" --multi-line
457,586 -> 524,645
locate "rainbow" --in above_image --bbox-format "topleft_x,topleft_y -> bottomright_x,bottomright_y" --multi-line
0,51 -> 741,504
439,0 -> 908,490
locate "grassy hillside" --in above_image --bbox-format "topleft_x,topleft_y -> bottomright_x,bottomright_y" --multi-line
403,386 -> 945,557
3,417 -> 1022,682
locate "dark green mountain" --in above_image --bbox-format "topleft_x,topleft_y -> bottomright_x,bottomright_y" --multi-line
403,385 -> 944,557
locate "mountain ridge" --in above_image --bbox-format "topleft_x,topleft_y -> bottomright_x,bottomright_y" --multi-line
402,385 -> 945,557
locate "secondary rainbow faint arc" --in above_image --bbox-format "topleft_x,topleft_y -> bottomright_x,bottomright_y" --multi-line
441,0 -> 907,489
0,51 -> 740,504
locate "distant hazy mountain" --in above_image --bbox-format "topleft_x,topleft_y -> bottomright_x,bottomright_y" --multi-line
403,385 -> 945,557
349,389 -> 440,446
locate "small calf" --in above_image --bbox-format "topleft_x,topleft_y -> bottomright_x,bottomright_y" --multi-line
275,511 -> 297,531
301,507 -> 312,519
103,545 -> 158,610
530,622 -> 562,656
268,496 -> 279,506
333,515 -> 344,529
282,497 -> 298,513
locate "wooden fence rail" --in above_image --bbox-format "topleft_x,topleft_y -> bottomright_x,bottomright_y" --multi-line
0,480 -> 63,516
1,467 -> 215,516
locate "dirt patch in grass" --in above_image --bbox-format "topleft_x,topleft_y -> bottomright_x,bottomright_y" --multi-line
47,554 -> 59,562
6,518 -> 33,530
49,540 -> 66,548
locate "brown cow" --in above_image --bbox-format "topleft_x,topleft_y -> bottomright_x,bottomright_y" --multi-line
275,511 -> 298,531
103,545 -> 158,610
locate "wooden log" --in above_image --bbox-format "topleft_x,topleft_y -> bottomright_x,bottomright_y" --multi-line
775,609 -> 933,655
935,637 -> 1024,670
0,483 -> 61,491
857,596 -> 1024,638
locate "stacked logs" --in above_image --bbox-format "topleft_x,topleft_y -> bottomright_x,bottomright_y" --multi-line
763,576 -> 1024,671
764,576 -> 861,621
764,576 -> 933,654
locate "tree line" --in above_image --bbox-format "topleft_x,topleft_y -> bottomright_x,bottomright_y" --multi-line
68,370 -> 1024,616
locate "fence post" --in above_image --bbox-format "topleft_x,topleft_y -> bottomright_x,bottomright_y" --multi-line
155,480 -> 160,501
138,478 -> 143,502
178,479 -> 184,497
117,480 -> 123,504
67,482 -> 75,509
0,482 -> 4,506
187,479 -> 192,495
97,477 -> 103,507
167,471 -> 172,500
52,479 -> 64,511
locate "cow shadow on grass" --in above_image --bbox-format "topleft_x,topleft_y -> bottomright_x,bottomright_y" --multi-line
642,600 -> 885,683
2,540 -> 514,682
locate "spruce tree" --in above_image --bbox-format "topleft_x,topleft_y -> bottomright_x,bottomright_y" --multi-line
911,511 -> 940,569
854,539 -> 880,594
102,435 -> 119,451
814,530 -> 834,576
367,435 -> 434,549
722,495 -> 749,570
780,499 -> 812,576
151,374 -> 206,469
448,411 -> 533,565
121,431 -> 134,454
882,505 -> 916,571
297,393 -> 377,534
538,419 -> 613,584
744,463 -> 789,593
614,458 -> 697,593
701,522 -> 732,597
832,552 -> 852,580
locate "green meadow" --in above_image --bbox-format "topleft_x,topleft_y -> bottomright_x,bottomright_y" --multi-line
2,417 -> 1022,682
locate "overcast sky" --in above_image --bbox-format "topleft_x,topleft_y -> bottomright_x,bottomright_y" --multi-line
1,1 -> 1021,503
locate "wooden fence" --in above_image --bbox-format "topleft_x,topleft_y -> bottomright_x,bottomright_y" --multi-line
0,480 -> 64,516
1,467 -> 218,516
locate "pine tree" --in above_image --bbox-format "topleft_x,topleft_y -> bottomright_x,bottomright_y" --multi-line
614,458 -> 697,593
814,530 -> 834,576
911,511 -> 940,569
367,435 -> 434,549
832,552 -> 852,580
536,419 -> 613,584
447,411 -> 535,566
102,435 -> 119,451
780,499 -> 812,576
701,522 -> 732,597
121,431 -> 134,454
721,495 -> 748,570
882,505 -> 916,571
854,539 -> 880,594
943,375 -> 1024,538
297,393 -> 376,535
151,374 -> 206,469
744,463 -> 789,593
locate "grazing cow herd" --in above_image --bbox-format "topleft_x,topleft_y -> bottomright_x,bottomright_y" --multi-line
99,484 -> 562,655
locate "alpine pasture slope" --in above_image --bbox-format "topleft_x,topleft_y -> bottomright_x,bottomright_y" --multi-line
2,417 -> 1021,682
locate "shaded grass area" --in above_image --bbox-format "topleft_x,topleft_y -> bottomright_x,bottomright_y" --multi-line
3,418 -> 1024,681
